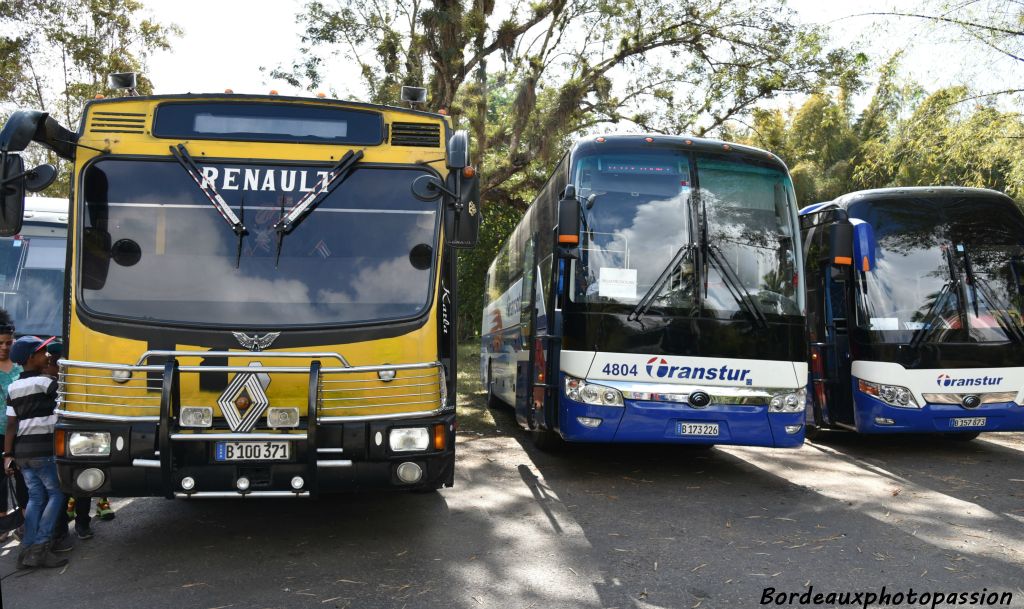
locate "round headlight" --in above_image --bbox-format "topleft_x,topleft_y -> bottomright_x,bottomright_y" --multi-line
602,390 -> 619,405
76,468 -> 105,492
896,387 -> 911,405
881,385 -> 897,403
580,385 -> 600,404
769,396 -> 783,412
111,369 -> 132,384
785,394 -> 799,408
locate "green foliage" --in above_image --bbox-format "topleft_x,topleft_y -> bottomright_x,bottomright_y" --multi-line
276,0 -> 858,338
739,57 -> 1024,208
0,0 -> 179,196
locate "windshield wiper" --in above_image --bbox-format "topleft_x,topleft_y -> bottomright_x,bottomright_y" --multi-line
169,144 -> 246,235
169,144 -> 248,267
628,245 -> 692,322
909,245 -> 968,348
707,245 -> 768,329
271,149 -> 363,265
960,244 -> 1024,342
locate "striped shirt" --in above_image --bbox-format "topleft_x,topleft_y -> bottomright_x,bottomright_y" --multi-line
5,371 -> 59,459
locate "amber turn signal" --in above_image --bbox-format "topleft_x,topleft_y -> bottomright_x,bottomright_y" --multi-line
462,166 -> 476,179
433,424 -> 446,451
834,256 -> 853,266
55,429 -> 66,457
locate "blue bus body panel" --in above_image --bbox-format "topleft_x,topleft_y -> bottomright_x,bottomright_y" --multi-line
557,374 -> 804,447
851,377 -> 1024,434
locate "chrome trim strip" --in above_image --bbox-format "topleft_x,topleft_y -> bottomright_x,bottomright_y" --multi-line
62,360 -> 441,375
174,491 -> 309,499
55,409 -> 160,422
170,433 -> 307,441
921,392 -> 1019,405
321,399 -> 439,411
320,405 -> 453,423
317,460 -> 353,468
132,459 -> 160,468
134,350 -> 351,367
317,448 -> 344,453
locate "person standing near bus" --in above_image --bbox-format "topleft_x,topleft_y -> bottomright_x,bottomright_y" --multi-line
4,335 -> 69,568
0,311 -> 28,539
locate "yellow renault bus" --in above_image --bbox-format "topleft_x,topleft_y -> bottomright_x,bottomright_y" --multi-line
0,81 -> 480,498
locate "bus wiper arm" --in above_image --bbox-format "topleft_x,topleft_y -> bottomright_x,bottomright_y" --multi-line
909,245 -> 966,348
707,245 -> 768,329
960,245 -> 1024,342
273,149 -> 363,235
169,144 -> 246,236
628,245 -> 691,322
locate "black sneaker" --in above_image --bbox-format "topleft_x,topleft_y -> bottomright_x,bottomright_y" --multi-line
75,523 -> 94,540
51,533 -> 74,552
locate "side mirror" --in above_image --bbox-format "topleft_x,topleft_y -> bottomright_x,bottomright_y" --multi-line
851,219 -> 876,272
829,220 -> 854,267
443,169 -> 480,248
82,227 -> 112,291
0,155 -> 26,237
557,185 -> 581,255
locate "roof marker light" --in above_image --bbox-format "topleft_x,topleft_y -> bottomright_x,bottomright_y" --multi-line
595,137 -> 606,143
269,90 -> 279,95
722,144 -> 731,151
316,92 -> 326,98
224,88 -> 234,94
684,139 -> 693,145
644,137 -> 654,143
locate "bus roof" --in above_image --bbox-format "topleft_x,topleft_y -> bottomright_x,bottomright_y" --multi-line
23,196 -> 69,225
809,186 -> 1014,213
82,92 -> 452,125
570,134 -> 788,170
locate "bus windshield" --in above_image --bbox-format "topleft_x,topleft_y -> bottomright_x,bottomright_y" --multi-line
0,225 -> 67,337
570,151 -> 801,319
851,196 -> 1024,344
80,159 -> 440,328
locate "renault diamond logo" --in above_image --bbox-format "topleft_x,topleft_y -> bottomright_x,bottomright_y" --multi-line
218,362 -> 271,432
233,331 -> 280,352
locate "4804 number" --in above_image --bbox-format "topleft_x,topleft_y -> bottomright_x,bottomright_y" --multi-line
602,363 -> 638,376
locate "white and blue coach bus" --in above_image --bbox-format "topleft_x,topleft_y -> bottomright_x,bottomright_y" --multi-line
481,135 -> 808,448
0,196 -> 68,338
800,187 -> 1024,439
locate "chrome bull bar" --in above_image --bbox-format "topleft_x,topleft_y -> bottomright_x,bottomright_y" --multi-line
57,354 -> 449,499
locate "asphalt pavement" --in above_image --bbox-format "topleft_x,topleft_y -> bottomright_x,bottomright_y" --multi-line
2,409 -> 1023,609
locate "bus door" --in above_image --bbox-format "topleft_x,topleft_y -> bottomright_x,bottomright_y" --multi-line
515,236 -> 552,429
820,267 -> 854,425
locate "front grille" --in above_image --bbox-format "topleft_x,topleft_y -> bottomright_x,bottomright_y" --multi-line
390,122 -> 441,147
59,365 -> 161,418
88,111 -> 147,134
318,368 -> 444,419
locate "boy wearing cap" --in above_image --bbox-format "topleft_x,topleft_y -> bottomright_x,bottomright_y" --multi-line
3,336 -> 69,569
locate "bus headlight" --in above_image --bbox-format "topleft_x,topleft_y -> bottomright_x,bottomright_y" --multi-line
768,388 -> 806,413
69,432 -> 111,457
564,375 -> 623,406
858,379 -> 919,408
179,407 -> 213,428
389,427 -> 430,452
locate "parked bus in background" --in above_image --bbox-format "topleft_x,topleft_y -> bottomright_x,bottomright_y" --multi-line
0,79 -> 480,498
0,196 -> 67,337
800,187 -> 1024,439
481,135 -> 808,448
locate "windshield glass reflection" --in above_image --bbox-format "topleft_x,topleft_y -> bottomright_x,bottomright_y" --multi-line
81,159 -> 440,327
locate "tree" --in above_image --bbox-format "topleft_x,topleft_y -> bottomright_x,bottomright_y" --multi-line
274,0 -> 860,338
1,0 -> 179,194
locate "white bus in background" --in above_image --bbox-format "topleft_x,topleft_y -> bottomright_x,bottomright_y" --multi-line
0,196 -> 68,337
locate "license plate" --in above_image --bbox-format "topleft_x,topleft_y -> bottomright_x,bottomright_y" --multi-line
214,441 -> 290,461
951,417 -> 986,428
677,422 -> 719,436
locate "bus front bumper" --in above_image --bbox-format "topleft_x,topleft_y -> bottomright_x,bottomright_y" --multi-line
852,390 -> 1024,434
557,384 -> 804,447
54,413 -> 456,498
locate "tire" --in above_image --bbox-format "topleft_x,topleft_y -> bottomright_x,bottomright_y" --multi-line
530,429 -> 564,452
943,432 -> 980,442
486,361 -> 504,409
804,424 -> 826,441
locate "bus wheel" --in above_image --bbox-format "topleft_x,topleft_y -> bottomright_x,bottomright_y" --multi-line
805,424 -> 827,441
531,429 -> 564,451
486,365 -> 503,410
943,432 -> 980,442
